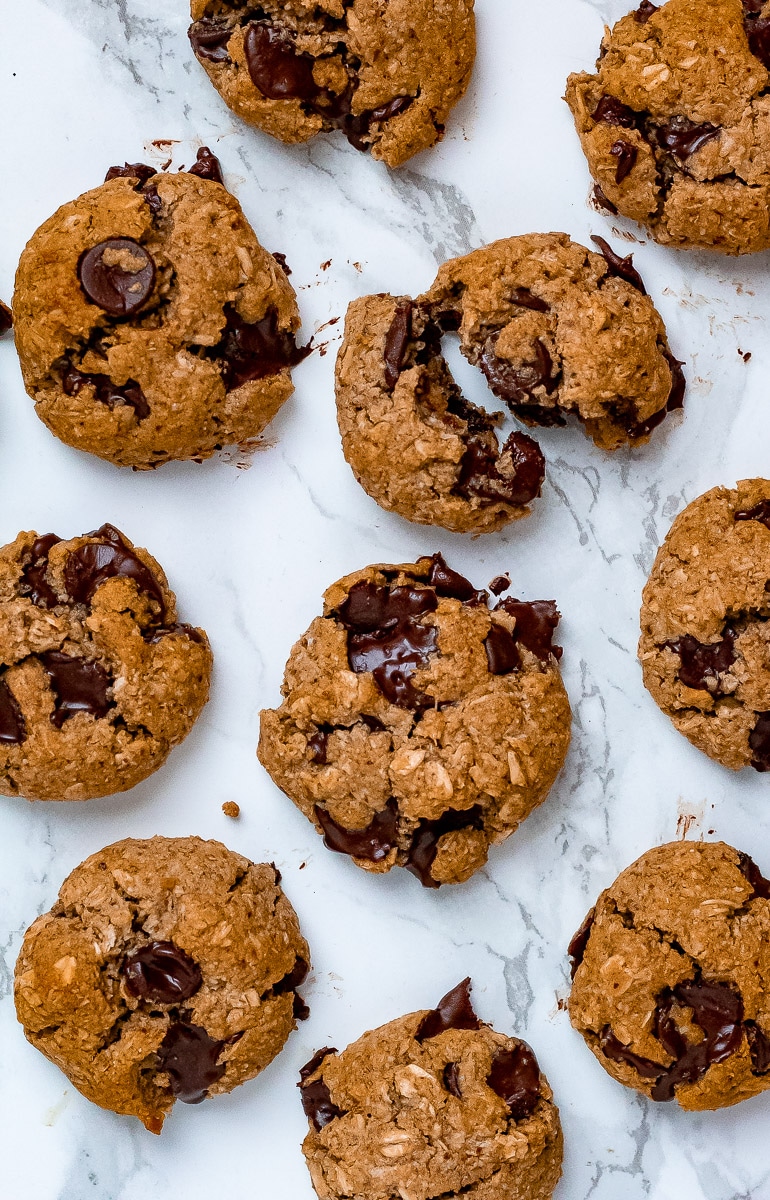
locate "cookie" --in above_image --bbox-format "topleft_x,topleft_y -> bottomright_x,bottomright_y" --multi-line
258,554 -> 571,887
15,837 -> 310,1132
299,978 -> 562,1200
0,523 -> 211,800
13,151 -> 307,468
188,0 -> 475,169
639,479 -> 770,771
335,236 -> 682,534
566,0 -> 770,255
569,841 -> 770,1110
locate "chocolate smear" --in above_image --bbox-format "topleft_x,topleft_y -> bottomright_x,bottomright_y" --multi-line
64,523 -> 165,615
315,798 -> 398,863
593,185 -> 618,215
216,305 -> 309,391
39,651 -> 112,728
155,1021 -> 226,1104
568,907 -> 596,979
123,941 -> 202,1003
487,1044 -> 542,1120
0,675 -> 26,744
591,236 -> 647,294
78,238 -> 156,317
406,806 -> 484,889
415,978 -> 481,1043
600,1026 -> 665,1078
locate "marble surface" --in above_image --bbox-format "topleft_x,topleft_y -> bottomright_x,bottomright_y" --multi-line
2,0 -> 770,1196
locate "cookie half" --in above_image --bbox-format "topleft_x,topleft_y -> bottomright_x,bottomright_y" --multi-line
15,837 -> 310,1131
299,978 -> 563,1200
569,841 -> 770,1110
0,523 -> 211,800
258,554 -> 571,886
13,152 -> 306,467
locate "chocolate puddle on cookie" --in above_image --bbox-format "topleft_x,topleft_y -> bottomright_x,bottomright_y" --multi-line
315,798 -> 399,862
123,942 -> 203,1003
487,1044 -> 542,1120
64,524 -> 165,616
154,1020 -> 228,1104
212,305 -> 309,391
39,651 -> 113,728
57,359 -> 150,422
406,806 -> 485,888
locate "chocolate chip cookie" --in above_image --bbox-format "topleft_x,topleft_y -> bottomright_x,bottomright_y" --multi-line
258,555 -> 571,887
566,0 -> 770,254
13,152 -> 306,468
15,837 -> 310,1132
639,479 -> 770,771
569,841 -> 770,1110
188,0 -> 475,169
336,236 -> 683,533
299,978 -> 562,1200
0,524 -> 211,800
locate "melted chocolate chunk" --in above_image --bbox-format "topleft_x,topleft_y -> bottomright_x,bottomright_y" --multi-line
568,907 -> 596,979
315,798 -> 398,862
636,0 -> 659,19
0,301 -> 12,336
336,581 -> 439,709
216,305 -> 309,391
272,252 -> 291,276
308,728 -> 330,764
667,627 -> 738,692
592,95 -> 639,128
480,337 -> 558,405
427,554 -> 483,603
484,624 -> 521,675
443,1061 -> 462,1098
416,979 -> 481,1043
445,390 -> 495,434
0,675 -> 26,745
22,534 -> 62,609
664,350 -> 686,412
123,941 -> 202,1003
293,993 -> 311,1021
64,523 -> 165,615
497,598 -> 562,661
746,1021 -> 770,1074
59,360 -> 150,420
735,499 -> 770,529
510,288 -> 550,313
78,238 -> 156,317
274,956 -> 310,1019
655,119 -> 721,160
383,300 -> 413,389
299,1048 -> 346,1130
591,236 -> 647,294
489,575 -> 511,596
104,162 -> 156,185
189,17 -> 233,63
406,806 -> 484,889
244,22 -> 318,100
187,146 -> 224,185
744,5 -> 770,69
610,139 -> 638,183
143,623 -> 204,646
39,651 -> 112,728
456,432 -> 546,508
155,1021 -> 226,1104
651,981 -> 744,1101
749,712 -> 770,772
599,1026 -> 664,1078
737,851 -> 770,900
487,1044 -> 541,1121
593,184 -> 618,215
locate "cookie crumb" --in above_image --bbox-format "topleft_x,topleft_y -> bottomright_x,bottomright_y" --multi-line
222,801 -> 240,819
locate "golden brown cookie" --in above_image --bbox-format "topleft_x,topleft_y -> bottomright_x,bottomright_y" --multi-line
15,837 -> 310,1132
569,841 -> 770,1110
13,151 -> 306,468
299,979 -> 563,1200
335,235 -> 683,534
0,523 -> 211,800
639,479 -> 770,771
565,0 -> 770,254
188,0 -> 476,169
258,554 -> 571,887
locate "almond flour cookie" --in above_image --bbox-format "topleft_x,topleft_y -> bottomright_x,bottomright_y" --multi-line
566,0 -> 770,255
15,837 -> 310,1132
336,235 -> 683,533
639,479 -> 770,771
569,841 -> 770,1110
299,979 -> 563,1200
258,555 -> 571,887
13,151 -> 306,468
0,523 -> 211,800
188,0 -> 475,169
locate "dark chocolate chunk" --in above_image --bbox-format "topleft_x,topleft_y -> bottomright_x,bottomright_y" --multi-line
406,806 -> 484,889
64,523 -> 165,615
610,139 -> 638,183
664,350 -> 686,413
104,162 -> 155,185
591,236 -> 647,294
0,675 -> 26,745
735,499 -> 770,529
636,0 -> 659,20
39,651 -> 112,728
308,728 -> 330,764
0,300 -> 12,336
293,993 -> 311,1021
443,1061 -> 462,1098
479,337 -> 558,405
737,851 -> 770,900
497,598 -> 562,661
187,146 -> 224,185
143,623 -> 204,646
244,22 -> 318,100
274,956 -> 310,1019
189,17 -> 233,63
427,554 -> 483,603
489,575 -> 511,596
655,119 -> 720,160
123,941 -> 202,1003
744,7 -> 770,69
59,360 -> 150,420
599,1026 -> 665,1078
592,94 -> 639,128
383,301 -> 413,390
456,432 -> 546,508
415,978 -> 481,1043
314,798 -> 399,863
666,627 -> 738,692
568,907 -> 596,979
78,238 -> 156,317
272,252 -> 291,276
510,288 -> 550,313
746,1021 -> 770,1074
155,1021 -> 226,1104
484,624 -> 521,675
593,184 -> 618,215
749,712 -> 770,772
215,304 -> 309,391
367,95 -> 413,126
650,980 -> 744,1101
487,1044 -> 542,1121
299,1048 -> 346,1130
143,184 -> 162,215
21,534 -> 62,609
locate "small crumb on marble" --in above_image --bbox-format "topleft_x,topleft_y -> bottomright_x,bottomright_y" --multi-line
222,801 -> 240,819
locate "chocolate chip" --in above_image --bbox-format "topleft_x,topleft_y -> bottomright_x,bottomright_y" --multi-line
64,524 -> 165,616
383,301 -> 413,390
0,675 -> 26,744
591,236 -> 647,294
484,624 -> 521,675
427,554 -> 483,603
487,1044 -> 542,1120
746,1021 -> 770,1074
123,941 -> 202,1003
155,1021 -> 226,1104
39,651 -> 112,728
599,1026 -> 665,1078
189,17 -> 232,63
299,1048 -> 346,1131
610,139 -> 638,183
737,851 -> 770,900
568,908 -> 596,980
510,288 -> 550,313
496,598 -> 562,661
651,980 -> 744,1101
215,305 -> 309,391
735,499 -> 770,529
58,360 -> 150,421
479,337 -> 558,406
749,712 -> 770,772
244,22 -> 318,101
654,119 -> 721,160
593,185 -> 618,215
456,432 -> 546,509
443,1062 -> 462,1097
489,575 -> 511,596
415,978 -> 481,1043
635,0 -> 659,19
143,185 -> 162,216
78,238 -> 156,317
104,162 -> 156,185
308,728 -> 330,764
592,95 -> 639,128
21,534 -> 62,609
315,798 -> 399,863
0,300 -> 13,335
406,807 -> 484,889
187,146 -> 224,185
667,627 -> 738,692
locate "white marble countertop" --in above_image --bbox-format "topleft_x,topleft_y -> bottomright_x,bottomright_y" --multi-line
2,1 -> 770,1197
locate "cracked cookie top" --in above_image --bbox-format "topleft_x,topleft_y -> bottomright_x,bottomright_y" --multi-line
298,978 -> 562,1200
14,837 -> 310,1132
188,0 -> 475,169
639,479 -> 770,771
335,235 -> 683,533
257,554 -> 571,886
566,0 -> 770,254
12,153 -> 306,468
0,523 -> 211,800
569,841 -> 770,1110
